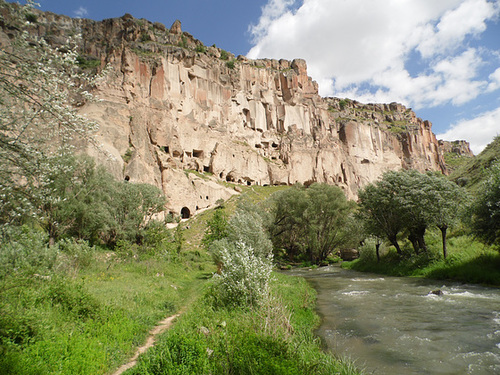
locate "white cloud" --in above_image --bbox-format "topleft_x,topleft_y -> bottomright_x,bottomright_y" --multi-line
74,6 -> 88,18
417,0 -> 495,57
247,0 -> 500,109
487,68 -> 500,92
437,106 -> 500,154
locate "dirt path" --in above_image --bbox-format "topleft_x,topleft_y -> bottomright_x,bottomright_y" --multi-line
112,313 -> 180,375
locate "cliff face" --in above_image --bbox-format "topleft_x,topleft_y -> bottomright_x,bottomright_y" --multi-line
3,9 -> 454,217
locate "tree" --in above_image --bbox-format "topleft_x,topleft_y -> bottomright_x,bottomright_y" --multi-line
358,173 -> 407,255
0,0 -> 103,227
268,183 -> 356,263
202,207 -> 229,250
267,184 -> 309,261
472,161 -> 500,246
359,170 -> 469,259
423,172 -> 469,259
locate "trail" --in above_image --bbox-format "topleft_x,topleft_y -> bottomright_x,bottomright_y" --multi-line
112,313 -> 180,375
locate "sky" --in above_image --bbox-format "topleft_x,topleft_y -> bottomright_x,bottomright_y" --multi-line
14,0 -> 500,154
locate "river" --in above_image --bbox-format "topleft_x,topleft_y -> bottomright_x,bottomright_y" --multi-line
290,266 -> 500,374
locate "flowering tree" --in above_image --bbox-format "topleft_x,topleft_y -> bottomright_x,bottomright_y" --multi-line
0,0 -> 103,227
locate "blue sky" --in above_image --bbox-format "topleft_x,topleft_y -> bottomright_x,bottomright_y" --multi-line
18,0 -> 500,154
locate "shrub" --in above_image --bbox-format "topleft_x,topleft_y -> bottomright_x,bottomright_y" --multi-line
0,226 -> 58,279
178,36 -> 188,49
220,49 -> 229,60
195,45 -> 206,53
226,60 -> 235,69
142,220 -> 172,252
210,241 -> 273,308
56,238 -> 96,271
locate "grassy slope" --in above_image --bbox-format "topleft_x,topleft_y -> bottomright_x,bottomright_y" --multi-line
449,135 -> 500,191
0,252 -> 215,375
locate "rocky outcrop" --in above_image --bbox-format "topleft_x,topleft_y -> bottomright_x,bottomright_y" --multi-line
2,8 -> 452,216
438,140 -> 474,157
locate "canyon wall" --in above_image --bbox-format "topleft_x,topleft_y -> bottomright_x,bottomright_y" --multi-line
2,8 -> 457,217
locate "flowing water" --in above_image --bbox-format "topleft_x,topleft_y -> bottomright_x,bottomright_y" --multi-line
290,266 -> 500,374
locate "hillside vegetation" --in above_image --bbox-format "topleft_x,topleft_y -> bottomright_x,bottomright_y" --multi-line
449,135 -> 500,191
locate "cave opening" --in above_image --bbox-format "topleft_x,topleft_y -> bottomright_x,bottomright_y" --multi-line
181,207 -> 190,219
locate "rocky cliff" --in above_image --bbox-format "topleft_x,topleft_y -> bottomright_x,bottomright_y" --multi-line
2,8 -> 460,217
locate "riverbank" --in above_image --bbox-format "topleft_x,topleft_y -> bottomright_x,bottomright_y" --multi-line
128,272 -> 361,374
342,235 -> 500,286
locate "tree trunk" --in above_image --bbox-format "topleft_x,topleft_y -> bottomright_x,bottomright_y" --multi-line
375,242 -> 381,263
439,224 -> 448,259
388,235 -> 402,255
408,233 -> 420,255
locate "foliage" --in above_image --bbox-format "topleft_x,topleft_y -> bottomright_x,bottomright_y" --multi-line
358,170 -> 469,258
219,49 -> 229,60
338,99 -> 348,110
178,36 -> 188,49
1,153 -> 167,247
209,241 -> 273,307
201,207 -> 228,250
472,161 -> 500,246
195,44 -> 206,53
76,54 -> 101,70
207,204 -> 274,307
450,135 -> 500,191
225,59 -> 236,69
268,183 -> 357,263
0,225 -> 57,279
344,234 -> 500,285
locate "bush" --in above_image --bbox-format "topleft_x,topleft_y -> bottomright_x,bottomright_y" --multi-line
209,241 -> 273,308
472,161 -> 500,245
220,49 -> 229,60
56,238 -> 96,271
195,45 -> 206,53
142,220 -> 172,252
0,226 -> 58,279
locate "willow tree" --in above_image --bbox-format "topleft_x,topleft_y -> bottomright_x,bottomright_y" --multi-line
358,172 -> 408,255
268,183 -> 357,263
359,170 -> 469,259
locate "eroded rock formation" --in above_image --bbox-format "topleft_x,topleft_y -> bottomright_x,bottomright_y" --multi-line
2,8 -> 465,216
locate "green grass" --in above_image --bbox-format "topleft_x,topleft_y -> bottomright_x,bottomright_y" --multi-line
0,249 -> 214,375
443,152 -> 471,171
343,234 -> 500,286
129,272 -> 361,375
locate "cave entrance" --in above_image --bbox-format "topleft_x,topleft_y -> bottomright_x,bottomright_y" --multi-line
180,207 -> 191,219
